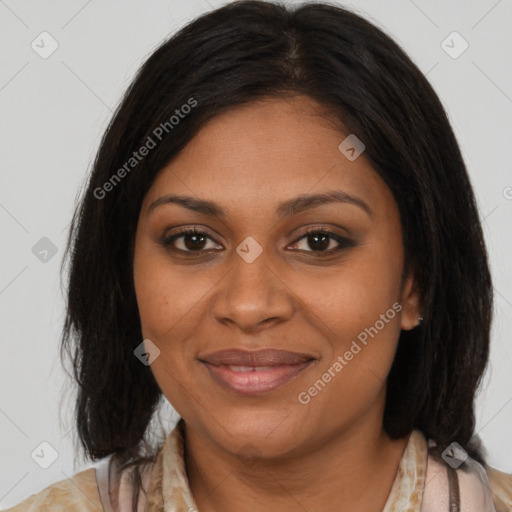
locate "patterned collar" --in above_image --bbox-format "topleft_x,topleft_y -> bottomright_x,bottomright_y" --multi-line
144,420 -> 428,512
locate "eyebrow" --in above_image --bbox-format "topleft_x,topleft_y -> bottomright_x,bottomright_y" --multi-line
147,190 -> 373,219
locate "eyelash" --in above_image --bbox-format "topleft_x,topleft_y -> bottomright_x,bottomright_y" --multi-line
160,226 -> 355,257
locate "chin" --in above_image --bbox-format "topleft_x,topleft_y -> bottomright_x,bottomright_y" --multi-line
203,407 -> 307,457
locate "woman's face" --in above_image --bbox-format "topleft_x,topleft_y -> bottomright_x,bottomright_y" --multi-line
133,95 -> 420,457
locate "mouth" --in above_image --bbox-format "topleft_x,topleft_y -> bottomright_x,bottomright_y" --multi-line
198,348 -> 317,395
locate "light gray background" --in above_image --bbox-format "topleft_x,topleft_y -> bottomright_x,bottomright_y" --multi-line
1,0 -> 511,508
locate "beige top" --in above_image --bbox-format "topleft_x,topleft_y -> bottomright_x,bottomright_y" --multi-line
5,420 -> 512,511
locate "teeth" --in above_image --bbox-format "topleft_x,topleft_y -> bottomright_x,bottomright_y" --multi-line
228,365 -> 273,372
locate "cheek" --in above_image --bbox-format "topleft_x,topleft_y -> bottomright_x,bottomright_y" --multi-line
133,251 -> 173,338
298,266 -> 402,427
132,240 -> 203,411
296,237 -> 403,387
133,239 -> 209,339
305,249 -> 401,337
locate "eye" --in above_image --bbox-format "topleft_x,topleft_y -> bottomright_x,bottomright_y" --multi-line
289,228 -> 355,255
161,227 -> 223,253
159,226 -> 355,257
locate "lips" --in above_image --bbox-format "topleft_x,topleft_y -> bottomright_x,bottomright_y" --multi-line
198,348 -> 316,395
199,348 -> 314,366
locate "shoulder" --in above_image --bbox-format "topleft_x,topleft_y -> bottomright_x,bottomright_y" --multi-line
422,448 -> 511,512
486,465 -> 512,512
3,467 -> 102,512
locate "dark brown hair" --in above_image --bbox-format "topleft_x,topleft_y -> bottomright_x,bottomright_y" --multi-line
60,0 -> 493,507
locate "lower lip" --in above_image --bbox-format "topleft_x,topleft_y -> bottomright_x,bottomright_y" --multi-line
201,361 -> 314,395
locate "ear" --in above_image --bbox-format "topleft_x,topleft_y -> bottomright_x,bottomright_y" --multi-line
400,272 -> 422,331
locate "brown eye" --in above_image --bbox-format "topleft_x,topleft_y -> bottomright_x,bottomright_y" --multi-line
162,228 -> 222,253
290,229 -> 355,254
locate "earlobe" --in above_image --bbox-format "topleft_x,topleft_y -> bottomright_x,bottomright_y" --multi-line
400,273 -> 422,331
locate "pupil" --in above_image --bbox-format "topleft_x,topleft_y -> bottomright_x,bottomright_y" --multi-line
185,234 -> 206,250
182,233 -> 331,251
309,233 -> 329,251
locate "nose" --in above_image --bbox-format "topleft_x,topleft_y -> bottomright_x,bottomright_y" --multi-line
212,247 -> 295,333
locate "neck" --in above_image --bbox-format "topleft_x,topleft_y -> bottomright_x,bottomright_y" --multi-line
184,409 -> 410,512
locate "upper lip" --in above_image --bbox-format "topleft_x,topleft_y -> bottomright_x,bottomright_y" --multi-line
198,348 -> 315,366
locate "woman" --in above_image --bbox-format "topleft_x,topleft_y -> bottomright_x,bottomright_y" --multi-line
7,1 -> 512,511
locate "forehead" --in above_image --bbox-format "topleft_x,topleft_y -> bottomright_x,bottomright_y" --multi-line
141,95 -> 397,221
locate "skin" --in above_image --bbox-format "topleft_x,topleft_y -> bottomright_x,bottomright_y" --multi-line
133,95 -> 421,511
